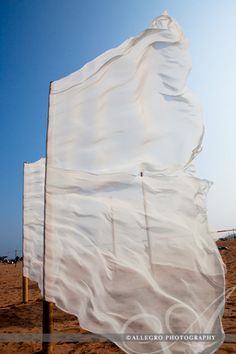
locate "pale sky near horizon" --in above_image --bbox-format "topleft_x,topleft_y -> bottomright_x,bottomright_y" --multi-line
0,0 -> 235,256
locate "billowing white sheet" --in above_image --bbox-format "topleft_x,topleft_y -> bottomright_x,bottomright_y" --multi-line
43,12 -> 225,354
23,158 -> 45,290
47,13 -> 203,173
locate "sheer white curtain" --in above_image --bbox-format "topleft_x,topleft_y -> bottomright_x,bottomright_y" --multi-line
43,12 -> 225,354
23,158 -> 45,291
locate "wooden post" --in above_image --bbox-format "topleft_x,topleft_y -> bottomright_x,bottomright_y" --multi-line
42,300 -> 54,354
22,275 -> 29,303
42,82 -> 54,354
22,161 -> 29,303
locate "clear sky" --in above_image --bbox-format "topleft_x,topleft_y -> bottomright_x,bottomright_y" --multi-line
0,0 -> 236,255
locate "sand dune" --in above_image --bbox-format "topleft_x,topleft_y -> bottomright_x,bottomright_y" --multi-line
0,240 -> 235,353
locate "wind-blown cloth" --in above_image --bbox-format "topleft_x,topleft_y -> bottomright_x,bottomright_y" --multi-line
43,12 -> 225,354
23,158 -> 45,290
47,13 -> 203,173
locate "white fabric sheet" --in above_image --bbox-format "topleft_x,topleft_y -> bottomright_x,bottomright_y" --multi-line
43,12 -> 225,354
48,13 -> 203,173
23,158 -> 45,290
44,168 -> 225,354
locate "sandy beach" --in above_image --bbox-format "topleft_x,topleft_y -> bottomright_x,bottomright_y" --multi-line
0,240 -> 235,354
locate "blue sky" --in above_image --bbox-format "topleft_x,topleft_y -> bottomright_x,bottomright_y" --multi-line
0,0 -> 236,255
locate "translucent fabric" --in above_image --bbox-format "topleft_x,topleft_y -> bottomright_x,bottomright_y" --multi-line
48,13 -> 203,173
23,158 -> 45,290
43,12 -> 225,354
44,168 -> 225,353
